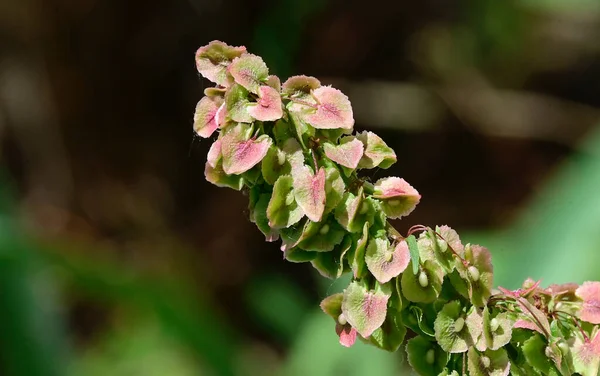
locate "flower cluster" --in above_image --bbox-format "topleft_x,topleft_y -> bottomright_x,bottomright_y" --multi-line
193,40 -> 600,376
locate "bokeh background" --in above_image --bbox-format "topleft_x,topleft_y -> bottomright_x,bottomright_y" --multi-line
1,0 -> 600,375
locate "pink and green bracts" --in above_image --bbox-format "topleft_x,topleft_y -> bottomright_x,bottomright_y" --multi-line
194,40 -> 600,376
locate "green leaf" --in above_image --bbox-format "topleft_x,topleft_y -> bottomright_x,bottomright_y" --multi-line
204,161 -> 244,190
406,235 -> 420,274
478,307 -> 513,351
356,131 -> 397,169
368,305 -> 407,352
267,175 -> 304,229
418,227 -> 461,274
434,301 -> 481,353
323,165 -> 345,215
287,110 -> 315,150
467,347 -> 511,376
342,281 -> 391,338
261,145 -> 291,185
252,192 -> 279,242
460,244 -> 494,307
311,235 -> 353,279
522,333 -> 559,375
406,336 -> 449,376
334,189 -> 376,234
224,83 -> 253,123
297,217 -> 345,253
281,75 -> 321,97
401,260 -> 444,303
283,247 -> 317,263
347,222 -> 369,279
320,293 -> 343,320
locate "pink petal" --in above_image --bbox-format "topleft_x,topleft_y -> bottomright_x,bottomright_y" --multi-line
336,324 -> 358,347
207,139 -> 222,168
293,166 -> 326,222
215,102 -> 226,128
304,86 -> 354,129
514,319 -> 544,334
373,177 -> 420,199
221,130 -> 272,175
247,86 -> 283,122
323,137 -> 364,169
193,96 -> 222,138
577,281 -> 600,324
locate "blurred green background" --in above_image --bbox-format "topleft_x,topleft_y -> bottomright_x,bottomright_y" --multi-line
1,0 -> 599,375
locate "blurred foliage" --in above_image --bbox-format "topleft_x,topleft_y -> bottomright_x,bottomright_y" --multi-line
1,0 -> 600,375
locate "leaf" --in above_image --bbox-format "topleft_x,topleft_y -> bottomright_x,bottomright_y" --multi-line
369,304 -> 407,352
434,301 -> 481,353
224,84 -> 253,123
365,236 -> 410,283
193,96 -> 223,138
323,137 -> 364,169
323,164 -> 345,215
252,193 -> 280,242
406,235 -> 420,274
576,281 -> 600,324
522,333 -> 558,375
418,227 -> 461,274
320,293 -> 343,319
356,131 -> 397,169
467,347 -> 511,376
347,222 -> 369,279
401,260 -> 444,303
405,336 -> 449,376
247,85 -> 283,121
299,86 -> 354,130
478,307 -> 513,351
341,281 -> 391,338
311,235 -> 353,279
282,247 -> 317,263
461,244 -> 494,307
228,54 -> 269,94
261,145 -> 291,185
221,125 -> 272,175
293,165 -> 326,222
206,139 -> 222,168
372,177 -> 421,219
334,189 -> 376,233
297,217 -> 345,252
204,161 -> 244,190
195,41 -> 246,86
282,75 -> 321,96
287,110 -> 315,149
572,330 -> 600,376
267,175 -> 304,229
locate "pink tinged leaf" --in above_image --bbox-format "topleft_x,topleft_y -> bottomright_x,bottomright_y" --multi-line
282,75 -> 321,96
342,281 -> 390,338
323,137 -> 364,169
293,166 -> 326,222
221,126 -> 272,175
193,96 -> 222,138
195,41 -> 246,87
372,177 -> 421,219
573,330 -> 600,370
336,324 -> 358,347
228,54 -> 269,94
266,75 -> 281,92
356,131 -> 397,169
514,319 -> 544,334
365,237 -> 411,283
577,281 -> 600,324
303,86 -> 354,129
247,85 -> 283,122
207,139 -> 222,168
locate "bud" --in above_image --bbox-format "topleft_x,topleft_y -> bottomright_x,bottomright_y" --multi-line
320,224 -> 330,235
425,349 -> 435,364
468,266 -> 480,282
338,313 -> 347,326
490,318 -> 499,332
453,317 -> 465,333
418,271 -> 429,288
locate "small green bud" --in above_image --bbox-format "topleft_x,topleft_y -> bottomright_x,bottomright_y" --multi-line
425,349 -> 435,364
453,317 -> 464,333
481,355 -> 491,368
468,266 -> 480,282
489,317 -> 499,332
557,341 -> 570,356
285,192 -> 295,206
544,346 -> 553,358
418,271 -> 429,288
338,313 -> 347,326
277,150 -> 286,165
319,224 -> 330,235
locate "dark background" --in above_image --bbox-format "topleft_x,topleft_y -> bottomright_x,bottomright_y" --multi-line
1,0 -> 599,375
